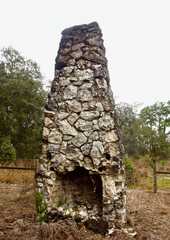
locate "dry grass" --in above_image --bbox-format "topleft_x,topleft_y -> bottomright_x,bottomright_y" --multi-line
0,183 -> 169,240
127,158 -> 170,191
0,159 -> 35,184
0,168 -> 35,184
0,158 -> 170,239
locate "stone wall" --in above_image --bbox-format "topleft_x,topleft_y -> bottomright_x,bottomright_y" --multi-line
36,22 -> 126,234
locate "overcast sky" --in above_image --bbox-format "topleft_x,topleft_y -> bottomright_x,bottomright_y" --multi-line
0,0 -> 170,108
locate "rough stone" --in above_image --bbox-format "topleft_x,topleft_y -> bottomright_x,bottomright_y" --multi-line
48,130 -> 62,144
71,49 -> 83,59
105,130 -> 119,143
80,111 -> 99,120
72,43 -> 85,51
77,89 -> 93,101
88,131 -> 99,142
67,113 -> 79,125
44,117 -> 55,128
42,127 -> 50,140
59,119 -> 77,136
71,132 -> 87,147
66,100 -> 82,112
81,143 -> 92,155
63,85 -> 77,100
74,69 -> 93,81
47,144 -> 60,154
58,112 -> 70,120
75,119 -> 93,131
98,115 -> 114,130
90,141 -> 104,159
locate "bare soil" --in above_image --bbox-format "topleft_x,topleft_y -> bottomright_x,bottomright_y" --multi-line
0,183 -> 169,240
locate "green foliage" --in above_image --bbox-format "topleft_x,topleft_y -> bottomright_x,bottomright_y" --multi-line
125,154 -> 134,172
140,101 -> 170,133
0,137 -> 16,164
0,47 -> 47,161
10,196 -> 21,202
158,160 -> 165,166
116,101 -> 170,160
116,102 -> 140,157
35,192 -> 47,222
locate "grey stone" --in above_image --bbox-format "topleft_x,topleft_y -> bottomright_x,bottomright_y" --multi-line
95,102 -> 104,111
42,127 -> 50,140
82,101 -> 95,111
84,130 -> 93,137
75,119 -> 93,131
77,89 -> 93,101
60,141 -> 67,154
62,66 -> 74,76
92,119 -> 100,130
48,130 -> 62,144
96,78 -> 107,89
72,43 -> 85,51
90,141 -> 104,159
105,130 -> 118,143
80,111 -> 99,120
81,143 -> 92,155
44,110 -> 55,117
44,117 -> 55,128
66,145 -> 81,160
59,119 -> 77,136
47,144 -> 60,154
71,133 -> 87,147
63,85 -> 77,100
80,82 -> 93,89
74,69 -> 93,80
98,115 -> 114,130
67,113 -> 79,125
58,112 -> 70,120
71,49 -> 83,59
63,135 -> 73,141
66,100 -> 82,112
59,78 -> 71,86
88,131 -> 99,142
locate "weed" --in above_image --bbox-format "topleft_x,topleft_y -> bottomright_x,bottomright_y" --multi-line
35,192 -> 47,222
10,196 -> 21,202
125,154 -> 134,172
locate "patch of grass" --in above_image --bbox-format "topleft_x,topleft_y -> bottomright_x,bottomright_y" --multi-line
10,196 -> 21,202
0,169 -> 35,184
157,178 -> 170,191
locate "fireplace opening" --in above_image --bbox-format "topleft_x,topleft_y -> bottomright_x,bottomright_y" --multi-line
51,167 -> 103,220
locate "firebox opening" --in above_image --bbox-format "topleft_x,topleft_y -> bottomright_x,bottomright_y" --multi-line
51,167 -> 103,220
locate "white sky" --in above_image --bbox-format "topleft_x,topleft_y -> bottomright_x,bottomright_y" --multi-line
0,0 -> 170,108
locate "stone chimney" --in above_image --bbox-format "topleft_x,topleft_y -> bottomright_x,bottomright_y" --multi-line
37,22 -> 126,234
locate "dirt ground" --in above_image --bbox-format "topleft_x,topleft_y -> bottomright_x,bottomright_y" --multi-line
0,183 -> 169,240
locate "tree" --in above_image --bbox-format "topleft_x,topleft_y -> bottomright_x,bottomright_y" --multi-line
139,101 -> 170,160
0,137 -> 16,164
140,101 -> 170,133
0,47 -> 47,161
116,101 -> 170,159
115,102 -> 142,157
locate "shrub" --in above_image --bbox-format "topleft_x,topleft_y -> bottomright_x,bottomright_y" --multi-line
125,154 -> 134,172
35,192 -> 47,222
0,137 -> 16,164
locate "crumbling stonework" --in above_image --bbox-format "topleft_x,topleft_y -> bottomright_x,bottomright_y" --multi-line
37,22 -> 126,234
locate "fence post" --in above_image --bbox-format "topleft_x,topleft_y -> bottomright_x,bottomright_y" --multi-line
153,159 -> 157,193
